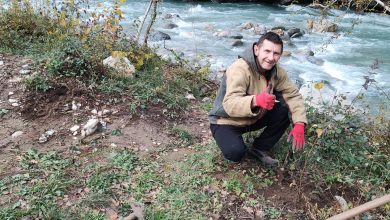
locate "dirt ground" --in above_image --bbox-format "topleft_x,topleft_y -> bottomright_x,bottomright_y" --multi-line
0,53 -> 360,219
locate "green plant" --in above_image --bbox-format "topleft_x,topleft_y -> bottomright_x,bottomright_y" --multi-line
24,73 -> 51,91
265,207 -> 281,218
223,178 -> 242,195
111,150 -> 138,171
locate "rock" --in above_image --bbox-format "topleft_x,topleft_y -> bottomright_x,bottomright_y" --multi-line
164,23 -> 178,29
291,32 -> 303,38
102,109 -> 111,115
46,129 -> 55,136
271,26 -> 286,31
282,51 -> 292,56
216,31 -> 229,38
8,91 -> 14,96
287,28 -> 301,37
19,69 -> 31,75
82,118 -> 100,137
91,109 -> 98,114
229,34 -> 243,39
185,94 -> 196,100
271,29 -> 285,37
8,99 -> 18,103
307,56 -> 324,66
103,56 -> 136,77
241,22 -> 254,30
70,125 -> 80,132
232,40 -> 244,47
38,134 -> 48,143
0,61 -> 4,65
71,101 -> 78,110
308,19 -> 338,33
163,13 -> 180,19
254,26 -> 267,35
202,97 -> 211,102
11,103 -> 19,107
11,131 -> 24,138
149,31 -> 171,41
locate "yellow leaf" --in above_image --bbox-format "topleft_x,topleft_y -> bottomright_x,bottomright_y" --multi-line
96,3 -> 102,7
314,82 -> 324,90
316,128 -> 323,138
118,0 -> 126,3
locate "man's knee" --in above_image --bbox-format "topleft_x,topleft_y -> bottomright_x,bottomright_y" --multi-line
222,147 -> 246,162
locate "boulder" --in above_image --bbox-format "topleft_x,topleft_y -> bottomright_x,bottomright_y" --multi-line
241,22 -> 255,30
149,31 -> 171,41
254,26 -> 267,35
103,56 -> 135,78
232,40 -> 244,47
164,23 -> 178,29
230,34 -> 243,39
307,19 -> 338,32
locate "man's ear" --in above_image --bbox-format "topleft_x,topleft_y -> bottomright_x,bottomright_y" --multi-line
253,44 -> 259,55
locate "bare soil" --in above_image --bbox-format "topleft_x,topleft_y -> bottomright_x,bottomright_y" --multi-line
0,53 -> 359,219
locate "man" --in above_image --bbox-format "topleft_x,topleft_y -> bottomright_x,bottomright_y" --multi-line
209,32 -> 307,166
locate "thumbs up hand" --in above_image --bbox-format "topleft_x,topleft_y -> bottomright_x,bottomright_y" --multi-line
255,87 -> 276,110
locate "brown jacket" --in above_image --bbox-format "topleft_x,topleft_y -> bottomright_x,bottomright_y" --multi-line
209,44 -> 307,127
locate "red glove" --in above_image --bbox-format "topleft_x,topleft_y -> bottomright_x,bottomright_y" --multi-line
288,122 -> 305,150
255,88 -> 275,110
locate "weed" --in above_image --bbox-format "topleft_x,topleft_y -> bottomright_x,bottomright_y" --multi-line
111,150 -> 138,171
265,207 -> 281,218
0,108 -> 9,117
171,126 -> 193,145
223,178 -> 242,195
87,172 -> 118,193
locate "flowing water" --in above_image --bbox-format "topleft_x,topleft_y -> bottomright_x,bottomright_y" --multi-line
6,1 -> 390,113
116,1 -> 390,110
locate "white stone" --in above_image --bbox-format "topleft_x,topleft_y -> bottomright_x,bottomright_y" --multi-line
46,129 -> 55,136
22,64 -> 29,68
71,101 -> 78,110
11,131 -> 24,138
8,91 -> 14,96
91,109 -> 98,114
82,118 -> 100,137
0,61 -> 4,65
70,125 -> 80,132
11,103 -> 19,107
73,131 -> 78,136
185,94 -> 196,100
38,135 -> 48,143
103,56 -> 135,77
19,69 -> 31,75
8,99 -> 18,103
102,109 -> 111,115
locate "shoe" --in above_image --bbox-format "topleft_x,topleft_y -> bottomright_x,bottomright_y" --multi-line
249,148 -> 279,167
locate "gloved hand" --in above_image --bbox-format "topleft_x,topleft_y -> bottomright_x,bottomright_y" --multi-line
288,122 -> 305,150
255,87 -> 276,110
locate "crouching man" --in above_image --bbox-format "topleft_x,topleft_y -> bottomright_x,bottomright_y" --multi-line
209,32 -> 307,166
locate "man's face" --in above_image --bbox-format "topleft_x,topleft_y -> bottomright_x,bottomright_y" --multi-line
254,39 -> 282,71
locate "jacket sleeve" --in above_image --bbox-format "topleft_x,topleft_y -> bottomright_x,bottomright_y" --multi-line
274,67 -> 308,124
222,63 -> 260,117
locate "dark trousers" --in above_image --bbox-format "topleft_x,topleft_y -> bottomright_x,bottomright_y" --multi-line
210,99 -> 290,162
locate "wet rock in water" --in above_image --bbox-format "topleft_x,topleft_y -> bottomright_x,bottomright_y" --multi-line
230,34 -> 243,39
287,28 -> 302,37
291,32 -> 303,38
282,51 -> 292,57
149,31 -> 171,41
306,56 -> 324,66
232,40 -> 244,47
164,23 -> 178,29
241,22 -> 255,30
254,26 -> 267,35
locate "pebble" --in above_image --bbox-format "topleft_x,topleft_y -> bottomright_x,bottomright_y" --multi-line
91,109 -> 98,114
70,125 -> 80,132
38,135 -> 48,143
8,99 -> 18,103
19,69 -> 31,75
11,103 -> 19,107
8,91 -> 14,96
0,61 -> 4,65
11,131 -> 24,138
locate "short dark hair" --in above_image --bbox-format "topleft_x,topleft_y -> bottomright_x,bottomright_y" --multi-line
256,32 -> 283,53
